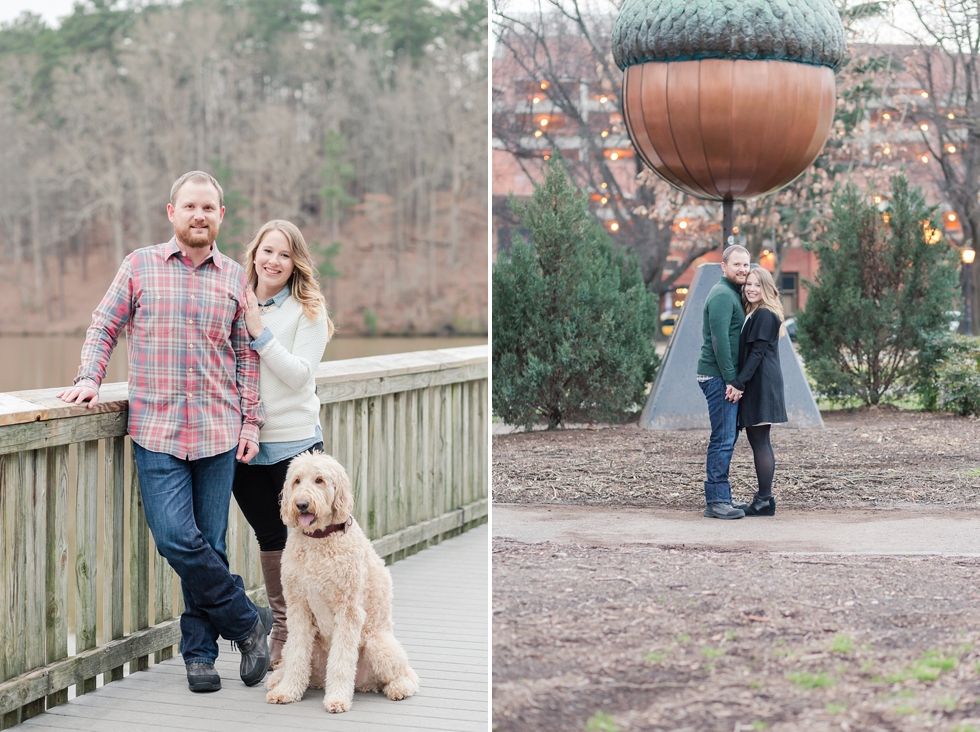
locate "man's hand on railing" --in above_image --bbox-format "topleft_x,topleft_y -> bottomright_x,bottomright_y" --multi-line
55,385 -> 100,408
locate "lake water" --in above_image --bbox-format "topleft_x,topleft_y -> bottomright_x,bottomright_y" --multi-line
0,334 -> 487,394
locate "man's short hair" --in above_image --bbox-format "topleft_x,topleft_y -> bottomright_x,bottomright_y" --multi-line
170,171 -> 224,208
722,244 -> 750,263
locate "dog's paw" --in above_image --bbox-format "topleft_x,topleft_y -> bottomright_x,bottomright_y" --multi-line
384,675 -> 420,701
266,687 -> 302,705
324,697 -> 351,713
265,668 -> 284,690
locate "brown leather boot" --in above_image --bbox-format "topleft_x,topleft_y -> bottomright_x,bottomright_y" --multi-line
260,550 -> 288,669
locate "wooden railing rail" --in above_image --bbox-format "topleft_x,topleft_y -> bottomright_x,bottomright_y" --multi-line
0,346 -> 488,728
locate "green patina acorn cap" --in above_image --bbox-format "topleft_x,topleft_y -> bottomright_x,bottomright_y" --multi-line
613,0 -> 846,73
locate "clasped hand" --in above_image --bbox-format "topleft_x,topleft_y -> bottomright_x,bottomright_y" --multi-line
725,384 -> 743,403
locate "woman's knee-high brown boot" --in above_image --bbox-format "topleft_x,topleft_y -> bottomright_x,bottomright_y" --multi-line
260,550 -> 288,669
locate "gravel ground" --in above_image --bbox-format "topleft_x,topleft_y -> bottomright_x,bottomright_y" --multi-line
492,409 -> 980,732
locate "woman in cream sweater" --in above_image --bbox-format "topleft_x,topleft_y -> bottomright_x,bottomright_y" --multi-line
233,219 -> 333,667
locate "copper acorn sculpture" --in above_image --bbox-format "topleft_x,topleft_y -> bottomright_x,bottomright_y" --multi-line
612,0 -> 846,206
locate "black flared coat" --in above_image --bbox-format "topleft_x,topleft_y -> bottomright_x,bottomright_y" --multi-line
731,308 -> 787,429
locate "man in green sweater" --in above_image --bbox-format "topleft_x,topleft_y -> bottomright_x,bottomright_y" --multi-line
696,245 -> 751,519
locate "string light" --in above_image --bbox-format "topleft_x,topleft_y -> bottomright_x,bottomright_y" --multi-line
599,95 -> 608,104
873,195 -> 882,204
543,154 -> 551,160
732,226 -> 739,234
948,112 -> 955,119
678,220 -> 688,229
762,249 -> 771,257
534,130 -> 543,138
883,146 -> 891,155
600,196 -> 608,204
610,221 -> 620,232
948,213 -> 957,222
920,91 -> 929,98
609,152 -> 619,160
539,81 -> 549,90
947,145 -> 957,153
600,130 -> 609,138
920,123 -> 929,131
532,96 -> 540,104
882,112 -> 891,120
540,118 -> 548,127
921,154 -> 929,163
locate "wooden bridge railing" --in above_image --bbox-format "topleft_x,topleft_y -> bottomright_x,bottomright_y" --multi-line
0,345 -> 487,728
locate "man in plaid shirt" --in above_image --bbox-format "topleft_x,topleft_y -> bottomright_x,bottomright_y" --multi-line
58,171 -> 272,693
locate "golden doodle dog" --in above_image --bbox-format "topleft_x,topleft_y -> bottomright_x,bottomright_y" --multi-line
266,450 -> 419,713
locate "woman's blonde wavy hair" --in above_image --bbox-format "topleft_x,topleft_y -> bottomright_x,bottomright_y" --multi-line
743,267 -> 786,337
243,220 -> 335,338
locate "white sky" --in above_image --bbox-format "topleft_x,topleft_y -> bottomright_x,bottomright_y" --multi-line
0,0 -> 77,27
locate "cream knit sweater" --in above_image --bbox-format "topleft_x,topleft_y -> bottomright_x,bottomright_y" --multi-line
255,295 -> 329,444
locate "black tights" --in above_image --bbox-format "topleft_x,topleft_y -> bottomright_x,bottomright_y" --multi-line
232,442 -> 323,552
745,425 -> 774,498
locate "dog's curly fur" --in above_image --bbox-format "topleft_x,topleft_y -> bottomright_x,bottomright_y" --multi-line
265,451 -> 420,713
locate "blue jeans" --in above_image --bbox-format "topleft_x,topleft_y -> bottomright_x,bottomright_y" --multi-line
133,443 -> 259,665
698,377 -> 738,505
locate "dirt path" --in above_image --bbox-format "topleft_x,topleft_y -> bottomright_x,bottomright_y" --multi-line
492,409 -> 980,732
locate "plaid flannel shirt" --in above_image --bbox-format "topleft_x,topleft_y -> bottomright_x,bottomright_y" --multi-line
75,238 -> 264,460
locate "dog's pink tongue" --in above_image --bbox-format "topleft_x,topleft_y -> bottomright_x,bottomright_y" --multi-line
300,514 -> 316,527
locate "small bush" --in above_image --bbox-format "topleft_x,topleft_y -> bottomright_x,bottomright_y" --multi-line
797,174 -> 959,405
931,341 -> 980,416
913,331 -> 980,411
492,155 -> 659,429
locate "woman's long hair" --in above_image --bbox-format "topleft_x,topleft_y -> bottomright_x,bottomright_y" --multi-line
243,220 -> 335,338
743,268 -> 786,337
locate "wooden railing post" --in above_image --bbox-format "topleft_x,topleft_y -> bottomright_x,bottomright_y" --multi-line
74,441 -> 98,696
129,452 -> 151,670
45,446 -> 69,710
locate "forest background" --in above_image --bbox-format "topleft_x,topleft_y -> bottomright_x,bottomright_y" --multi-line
0,0 -> 488,337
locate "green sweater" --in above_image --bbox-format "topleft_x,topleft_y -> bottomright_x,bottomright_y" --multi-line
697,276 -> 745,383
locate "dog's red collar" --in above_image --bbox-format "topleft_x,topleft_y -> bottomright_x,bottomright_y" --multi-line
302,516 -> 352,539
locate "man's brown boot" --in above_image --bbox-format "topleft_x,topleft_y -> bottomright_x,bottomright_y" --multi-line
260,550 -> 288,669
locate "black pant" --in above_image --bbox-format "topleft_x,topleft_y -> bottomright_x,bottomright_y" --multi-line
232,442 -> 323,552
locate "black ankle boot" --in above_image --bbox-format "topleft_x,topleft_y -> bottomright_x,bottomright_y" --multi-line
743,492 -> 775,517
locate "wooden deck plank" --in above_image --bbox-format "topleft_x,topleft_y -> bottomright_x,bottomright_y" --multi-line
19,524 -> 488,731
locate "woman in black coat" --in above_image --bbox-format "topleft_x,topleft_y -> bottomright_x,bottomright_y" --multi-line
729,268 -> 787,516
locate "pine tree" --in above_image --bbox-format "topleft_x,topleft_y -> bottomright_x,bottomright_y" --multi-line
797,174 -> 959,404
492,156 -> 659,429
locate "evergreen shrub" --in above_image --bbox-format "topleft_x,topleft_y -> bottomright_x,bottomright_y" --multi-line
797,174 -> 958,405
492,156 -> 659,429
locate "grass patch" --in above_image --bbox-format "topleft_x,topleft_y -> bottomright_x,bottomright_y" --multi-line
951,725 -> 978,732
644,651 -> 666,664
830,634 -> 853,654
938,696 -> 959,712
825,703 -> 847,714
676,634 -> 691,644
701,646 -> 725,659
787,672 -> 833,689
912,651 -> 956,681
585,712 -> 620,732
750,722 -> 769,731
894,703 -> 918,715
725,630 -> 737,641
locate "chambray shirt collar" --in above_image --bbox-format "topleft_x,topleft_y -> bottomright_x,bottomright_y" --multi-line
258,284 -> 291,308
164,236 -> 223,268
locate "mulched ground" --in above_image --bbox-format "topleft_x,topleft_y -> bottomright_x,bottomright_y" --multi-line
492,408 -> 980,509
492,409 -> 980,732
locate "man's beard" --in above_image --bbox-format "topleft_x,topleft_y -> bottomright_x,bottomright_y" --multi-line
175,221 -> 218,249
